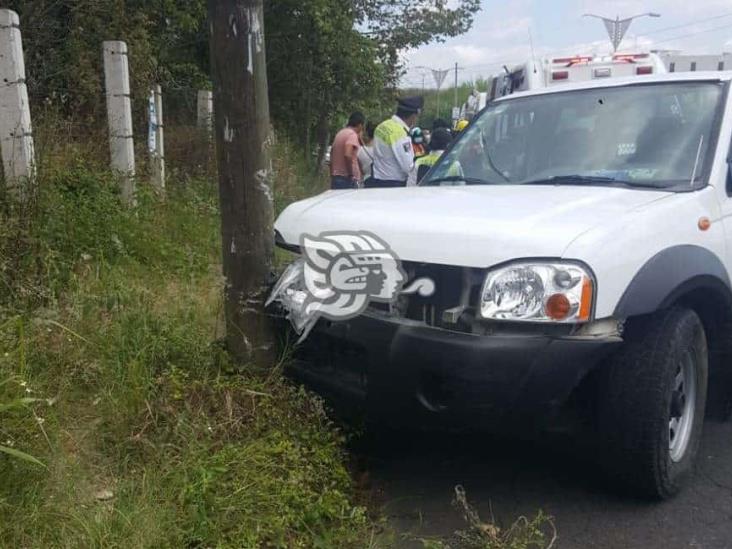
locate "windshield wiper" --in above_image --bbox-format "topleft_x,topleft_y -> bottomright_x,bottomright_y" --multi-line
425,175 -> 495,186
520,175 -> 657,188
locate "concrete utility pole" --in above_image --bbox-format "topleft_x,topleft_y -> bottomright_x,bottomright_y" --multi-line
196,90 -> 213,132
0,9 -> 35,198
148,84 -> 165,190
208,0 -> 275,365
103,40 -> 136,205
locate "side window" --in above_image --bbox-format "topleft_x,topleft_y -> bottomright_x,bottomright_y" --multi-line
510,69 -> 526,93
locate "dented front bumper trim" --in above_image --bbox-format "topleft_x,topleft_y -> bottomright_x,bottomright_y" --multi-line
276,310 -> 620,429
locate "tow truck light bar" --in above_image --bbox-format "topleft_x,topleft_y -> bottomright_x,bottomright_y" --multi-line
613,53 -> 650,63
552,56 -> 593,67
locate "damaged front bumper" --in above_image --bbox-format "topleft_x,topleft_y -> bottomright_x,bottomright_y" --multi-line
275,308 -> 621,430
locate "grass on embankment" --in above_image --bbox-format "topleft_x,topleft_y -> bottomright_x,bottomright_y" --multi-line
0,162 -> 372,547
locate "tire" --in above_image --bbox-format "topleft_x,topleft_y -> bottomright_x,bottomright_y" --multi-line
706,320 -> 732,421
597,307 -> 708,499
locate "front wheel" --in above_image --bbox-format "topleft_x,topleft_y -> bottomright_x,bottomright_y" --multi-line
597,307 -> 708,499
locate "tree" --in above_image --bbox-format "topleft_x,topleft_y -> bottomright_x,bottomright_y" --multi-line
208,0 -> 275,365
264,0 -> 481,165
10,0 -> 481,154
354,0 -> 482,50
265,0 -> 387,164
7,0 -> 208,124
354,0 -> 482,79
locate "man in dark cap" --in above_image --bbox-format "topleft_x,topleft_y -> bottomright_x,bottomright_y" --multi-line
365,96 -> 423,188
432,118 -> 451,132
432,117 -> 453,139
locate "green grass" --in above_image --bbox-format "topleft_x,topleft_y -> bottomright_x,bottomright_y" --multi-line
0,161 -> 373,547
0,140 -> 553,549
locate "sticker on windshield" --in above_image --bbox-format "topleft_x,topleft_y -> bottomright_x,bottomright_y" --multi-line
627,168 -> 658,180
266,231 -> 435,342
617,142 -> 636,156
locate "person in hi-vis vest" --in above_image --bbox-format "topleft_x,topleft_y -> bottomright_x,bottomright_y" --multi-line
366,96 -> 423,188
407,128 -> 453,186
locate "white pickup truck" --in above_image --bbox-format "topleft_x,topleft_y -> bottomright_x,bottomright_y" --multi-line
272,72 -> 732,499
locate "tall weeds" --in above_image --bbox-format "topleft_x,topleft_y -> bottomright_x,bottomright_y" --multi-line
0,132 -> 370,546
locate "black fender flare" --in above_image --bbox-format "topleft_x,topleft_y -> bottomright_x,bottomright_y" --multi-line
614,245 -> 732,318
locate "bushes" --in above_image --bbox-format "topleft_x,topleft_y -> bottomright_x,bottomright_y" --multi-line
0,162 -> 219,311
272,137 -> 328,214
0,163 -> 372,547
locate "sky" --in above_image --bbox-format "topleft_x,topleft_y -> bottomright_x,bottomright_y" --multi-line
401,0 -> 732,88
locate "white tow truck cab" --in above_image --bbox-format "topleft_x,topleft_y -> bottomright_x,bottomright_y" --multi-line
273,73 -> 732,499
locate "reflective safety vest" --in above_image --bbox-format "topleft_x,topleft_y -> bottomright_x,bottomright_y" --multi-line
372,115 -> 414,182
408,149 -> 444,186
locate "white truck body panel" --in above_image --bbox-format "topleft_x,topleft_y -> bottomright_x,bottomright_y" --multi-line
275,73 -> 732,321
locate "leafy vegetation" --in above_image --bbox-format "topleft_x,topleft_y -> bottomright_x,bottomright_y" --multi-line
7,0 -> 482,165
413,486 -> 556,549
0,3 -> 558,546
0,161 -> 373,547
451,486 -> 556,549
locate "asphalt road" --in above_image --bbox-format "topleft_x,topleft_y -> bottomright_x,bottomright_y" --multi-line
358,420 -> 732,549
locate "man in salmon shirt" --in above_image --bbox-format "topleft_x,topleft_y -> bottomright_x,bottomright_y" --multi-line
330,111 -> 365,190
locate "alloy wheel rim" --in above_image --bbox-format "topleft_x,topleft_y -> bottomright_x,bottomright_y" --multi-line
669,349 -> 696,463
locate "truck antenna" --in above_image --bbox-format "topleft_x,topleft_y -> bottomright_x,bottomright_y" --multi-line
528,27 -> 538,74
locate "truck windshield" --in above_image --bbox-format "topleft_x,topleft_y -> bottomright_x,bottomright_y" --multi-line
422,82 -> 725,190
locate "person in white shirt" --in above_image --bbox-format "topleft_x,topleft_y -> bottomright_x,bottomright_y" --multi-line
357,122 -> 376,186
365,96 -> 423,188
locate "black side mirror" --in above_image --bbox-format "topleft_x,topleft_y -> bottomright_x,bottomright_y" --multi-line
727,158 -> 732,194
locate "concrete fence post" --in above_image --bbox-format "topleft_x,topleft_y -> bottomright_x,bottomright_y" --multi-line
196,90 -> 213,132
148,84 -> 165,190
0,9 -> 35,197
103,40 -> 135,205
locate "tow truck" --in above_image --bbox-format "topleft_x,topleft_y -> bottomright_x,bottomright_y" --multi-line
460,52 -> 667,121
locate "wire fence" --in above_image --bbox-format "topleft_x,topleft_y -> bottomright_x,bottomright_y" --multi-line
0,8 -> 216,194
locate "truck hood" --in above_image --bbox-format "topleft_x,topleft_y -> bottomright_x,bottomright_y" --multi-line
275,186 -> 673,268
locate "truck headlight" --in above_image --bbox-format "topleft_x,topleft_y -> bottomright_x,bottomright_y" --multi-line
480,262 -> 594,323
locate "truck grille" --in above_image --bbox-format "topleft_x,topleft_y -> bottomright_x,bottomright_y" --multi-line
370,262 -> 484,330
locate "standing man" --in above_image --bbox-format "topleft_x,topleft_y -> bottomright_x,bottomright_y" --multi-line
366,96 -> 423,188
330,111 -> 365,189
